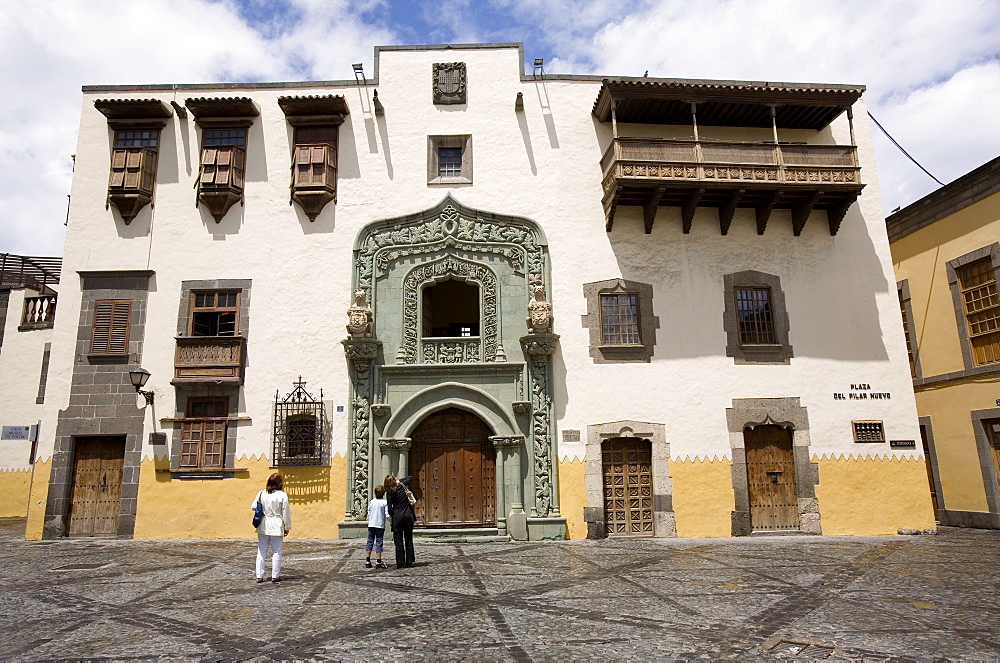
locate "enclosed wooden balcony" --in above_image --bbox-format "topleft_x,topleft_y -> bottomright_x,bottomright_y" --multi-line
594,77 -> 867,235
173,336 -> 245,383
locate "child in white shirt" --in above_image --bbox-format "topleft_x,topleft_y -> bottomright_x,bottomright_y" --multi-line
365,485 -> 389,569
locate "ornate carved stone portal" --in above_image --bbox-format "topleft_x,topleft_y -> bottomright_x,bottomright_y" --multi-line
340,195 -> 565,540
432,62 -> 467,105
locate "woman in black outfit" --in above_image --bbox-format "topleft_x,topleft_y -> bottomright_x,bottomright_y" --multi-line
384,474 -> 415,568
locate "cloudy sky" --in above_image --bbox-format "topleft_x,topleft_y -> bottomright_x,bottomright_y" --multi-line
1,0 -> 998,257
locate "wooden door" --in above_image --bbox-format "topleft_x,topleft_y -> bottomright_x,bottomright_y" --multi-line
602,437 -> 654,536
744,426 -> 799,531
409,408 -> 495,526
69,437 -> 126,537
919,424 -> 940,519
986,419 -> 1000,492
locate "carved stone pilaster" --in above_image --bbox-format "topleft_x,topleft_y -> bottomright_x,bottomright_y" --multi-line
520,333 -> 559,517
342,338 -> 381,520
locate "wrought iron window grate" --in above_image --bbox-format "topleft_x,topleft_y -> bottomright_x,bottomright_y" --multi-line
273,377 -> 327,466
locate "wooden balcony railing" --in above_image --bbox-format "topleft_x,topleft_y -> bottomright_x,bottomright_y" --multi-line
173,336 -> 245,383
600,137 -> 864,235
19,295 -> 56,330
601,138 -> 860,190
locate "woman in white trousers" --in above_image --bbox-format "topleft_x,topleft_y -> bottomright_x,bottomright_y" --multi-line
251,472 -> 292,582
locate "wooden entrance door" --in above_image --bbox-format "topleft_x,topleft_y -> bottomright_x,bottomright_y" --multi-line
68,437 -> 126,537
986,419 -> 1000,492
919,424 -> 940,519
744,426 -> 799,531
409,408 -> 495,526
602,437 -> 654,536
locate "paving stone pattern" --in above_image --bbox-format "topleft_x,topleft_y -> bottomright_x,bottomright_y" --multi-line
1,519 -> 999,660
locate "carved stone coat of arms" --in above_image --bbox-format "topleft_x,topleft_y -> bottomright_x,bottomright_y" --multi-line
433,62 -> 467,105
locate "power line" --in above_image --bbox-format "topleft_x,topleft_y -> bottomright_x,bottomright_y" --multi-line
868,111 -> 944,186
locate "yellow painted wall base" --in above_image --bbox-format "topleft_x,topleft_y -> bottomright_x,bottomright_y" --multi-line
0,468 -> 31,518
24,459 -> 51,540
671,457 -> 735,537
134,453 -> 347,539
815,455 -> 936,535
558,457 -> 586,539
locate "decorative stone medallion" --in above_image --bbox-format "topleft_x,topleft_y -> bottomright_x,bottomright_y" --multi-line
433,62 -> 467,105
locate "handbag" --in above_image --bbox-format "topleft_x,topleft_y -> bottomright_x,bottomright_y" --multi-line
252,491 -> 264,528
403,485 -> 416,506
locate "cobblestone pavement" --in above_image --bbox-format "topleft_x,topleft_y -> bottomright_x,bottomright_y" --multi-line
2,520 -> 1000,661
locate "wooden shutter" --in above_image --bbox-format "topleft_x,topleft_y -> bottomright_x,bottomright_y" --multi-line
91,300 -> 131,354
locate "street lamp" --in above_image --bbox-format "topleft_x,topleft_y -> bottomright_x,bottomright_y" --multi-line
128,367 -> 155,406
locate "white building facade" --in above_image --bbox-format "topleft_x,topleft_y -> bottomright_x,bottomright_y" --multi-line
9,43 -> 934,540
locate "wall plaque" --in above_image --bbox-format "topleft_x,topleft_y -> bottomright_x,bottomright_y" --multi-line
1,426 -> 29,441
433,62 -> 467,105
562,429 -> 580,442
890,440 -> 916,448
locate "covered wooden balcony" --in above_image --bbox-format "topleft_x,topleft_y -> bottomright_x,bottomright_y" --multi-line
594,78 -> 867,235
173,336 -> 245,383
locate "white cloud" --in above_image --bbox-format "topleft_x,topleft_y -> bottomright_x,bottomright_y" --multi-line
0,0 -> 394,257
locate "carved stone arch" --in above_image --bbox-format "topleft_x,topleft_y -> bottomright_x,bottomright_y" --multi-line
400,255 -> 499,364
352,194 -> 549,293
384,382 -> 519,440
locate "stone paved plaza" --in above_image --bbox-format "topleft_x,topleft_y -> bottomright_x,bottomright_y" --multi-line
2,519 -> 999,660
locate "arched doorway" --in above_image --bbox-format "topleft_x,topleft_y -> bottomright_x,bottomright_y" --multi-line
409,408 -> 496,527
744,425 -> 799,531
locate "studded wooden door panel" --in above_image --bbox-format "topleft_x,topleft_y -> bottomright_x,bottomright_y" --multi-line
68,437 -> 126,537
602,437 -> 653,536
410,408 -> 495,526
744,426 -> 798,531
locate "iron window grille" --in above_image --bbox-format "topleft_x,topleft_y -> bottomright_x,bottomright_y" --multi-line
735,286 -> 776,344
852,420 -> 885,443
273,378 -> 327,466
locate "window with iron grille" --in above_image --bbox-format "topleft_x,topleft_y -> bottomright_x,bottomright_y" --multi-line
438,147 -> 463,178
273,379 -> 327,466
852,420 -> 885,443
180,397 -> 228,468
735,286 -> 776,344
90,299 -> 131,354
600,293 -> 640,345
957,257 -> 1000,366
190,291 -> 239,336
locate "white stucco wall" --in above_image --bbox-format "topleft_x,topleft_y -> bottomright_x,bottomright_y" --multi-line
33,43 -> 919,477
0,288 -> 51,468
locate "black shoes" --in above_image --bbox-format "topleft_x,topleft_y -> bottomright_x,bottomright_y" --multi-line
365,559 -> 373,568
375,560 -> 388,569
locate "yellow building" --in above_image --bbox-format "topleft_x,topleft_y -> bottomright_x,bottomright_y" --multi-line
887,156 -> 1000,529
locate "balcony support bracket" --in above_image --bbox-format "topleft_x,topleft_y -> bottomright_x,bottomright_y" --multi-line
719,189 -> 745,235
643,187 -> 666,234
827,191 -> 860,235
755,190 -> 782,235
604,185 -> 622,232
792,190 -> 823,236
681,188 -> 705,234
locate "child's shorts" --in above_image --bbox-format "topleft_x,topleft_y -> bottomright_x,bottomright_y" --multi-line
365,526 -> 385,553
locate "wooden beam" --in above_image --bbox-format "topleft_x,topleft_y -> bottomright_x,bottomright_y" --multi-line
719,188 -> 745,235
827,191 -> 860,235
643,187 -> 666,234
792,190 -> 822,236
682,188 -> 704,234
755,190 -> 782,235
604,185 -> 622,232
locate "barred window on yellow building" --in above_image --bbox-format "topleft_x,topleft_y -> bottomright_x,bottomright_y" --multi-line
957,258 -> 1000,365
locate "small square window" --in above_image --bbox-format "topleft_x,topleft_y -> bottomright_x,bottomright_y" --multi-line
600,293 -> 640,345
189,291 -> 239,337
852,421 -> 885,443
428,135 -> 472,184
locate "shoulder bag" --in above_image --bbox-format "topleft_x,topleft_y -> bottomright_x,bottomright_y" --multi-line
252,491 -> 264,528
